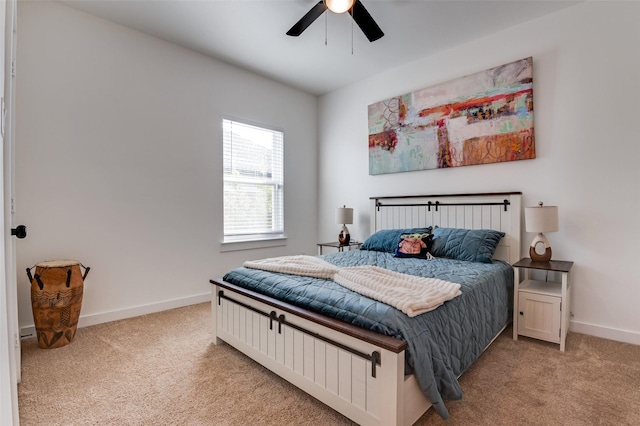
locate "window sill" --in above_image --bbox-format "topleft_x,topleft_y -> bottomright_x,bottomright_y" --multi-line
220,236 -> 287,252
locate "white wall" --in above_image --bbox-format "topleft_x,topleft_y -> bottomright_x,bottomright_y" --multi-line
318,2 -> 640,344
15,1 -> 318,332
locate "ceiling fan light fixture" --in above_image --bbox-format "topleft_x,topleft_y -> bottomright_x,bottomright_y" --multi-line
287,0 -> 383,42
324,0 -> 355,14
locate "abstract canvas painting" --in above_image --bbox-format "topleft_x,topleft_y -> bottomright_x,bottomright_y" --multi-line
368,57 -> 535,175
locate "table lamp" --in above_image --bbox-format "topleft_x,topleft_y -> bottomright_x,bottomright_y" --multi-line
525,202 -> 559,262
336,206 -> 353,245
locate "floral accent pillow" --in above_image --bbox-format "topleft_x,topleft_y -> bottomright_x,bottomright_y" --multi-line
394,232 -> 434,259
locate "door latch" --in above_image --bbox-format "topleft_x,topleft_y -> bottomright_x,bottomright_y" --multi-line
11,225 -> 26,239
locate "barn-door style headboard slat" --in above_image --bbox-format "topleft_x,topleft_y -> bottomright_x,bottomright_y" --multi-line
370,192 -> 522,264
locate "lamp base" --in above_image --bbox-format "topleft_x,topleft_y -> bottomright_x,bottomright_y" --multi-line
530,245 -> 552,262
338,224 -> 350,245
529,232 -> 552,262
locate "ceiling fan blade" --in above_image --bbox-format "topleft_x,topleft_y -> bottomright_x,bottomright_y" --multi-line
349,0 -> 384,42
286,1 -> 327,36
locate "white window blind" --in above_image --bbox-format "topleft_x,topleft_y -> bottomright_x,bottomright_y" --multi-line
223,118 -> 284,239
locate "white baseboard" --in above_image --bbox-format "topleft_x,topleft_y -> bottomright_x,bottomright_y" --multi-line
570,320 -> 640,346
20,292 -> 211,339
20,295 -> 639,346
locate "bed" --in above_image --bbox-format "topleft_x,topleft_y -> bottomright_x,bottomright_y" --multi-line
210,192 -> 522,425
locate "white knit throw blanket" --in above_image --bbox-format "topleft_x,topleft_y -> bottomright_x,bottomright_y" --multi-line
243,255 -> 461,317
244,255 -> 340,279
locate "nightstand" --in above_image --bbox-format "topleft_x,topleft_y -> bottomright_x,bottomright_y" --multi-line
317,241 -> 362,255
512,258 -> 574,351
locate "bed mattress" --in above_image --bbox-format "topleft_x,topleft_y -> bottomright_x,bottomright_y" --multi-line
222,249 -> 513,418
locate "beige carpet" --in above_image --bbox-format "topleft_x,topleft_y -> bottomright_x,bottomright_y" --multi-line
18,303 -> 640,425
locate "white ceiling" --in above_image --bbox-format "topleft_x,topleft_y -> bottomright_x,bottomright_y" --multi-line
57,0 -> 579,95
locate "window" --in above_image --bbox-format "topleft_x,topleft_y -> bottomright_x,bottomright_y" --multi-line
223,118 -> 284,243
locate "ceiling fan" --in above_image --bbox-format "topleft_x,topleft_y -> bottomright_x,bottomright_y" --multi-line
286,0 -> 384,42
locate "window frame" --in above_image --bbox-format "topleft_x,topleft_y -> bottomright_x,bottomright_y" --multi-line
221,115 -> 286,250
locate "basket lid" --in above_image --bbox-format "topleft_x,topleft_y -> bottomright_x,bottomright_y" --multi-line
35,259 -> 80,268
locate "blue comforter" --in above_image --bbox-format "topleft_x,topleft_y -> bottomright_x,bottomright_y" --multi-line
222,250 -> 513,418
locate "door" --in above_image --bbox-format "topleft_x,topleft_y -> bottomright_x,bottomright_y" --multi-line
517,290 -> 561,344
4,0 -> 18,380
1,0 -> 19,424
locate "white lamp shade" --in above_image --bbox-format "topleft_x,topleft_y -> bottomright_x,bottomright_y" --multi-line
525,205 -> 559,233
336,207 -> 353,224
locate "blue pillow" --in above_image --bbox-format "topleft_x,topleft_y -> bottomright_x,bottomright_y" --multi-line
430,227 -> 504,263
361,227 -> 432,253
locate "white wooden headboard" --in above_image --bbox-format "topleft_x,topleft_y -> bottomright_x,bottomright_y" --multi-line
370,192 -> 522,264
